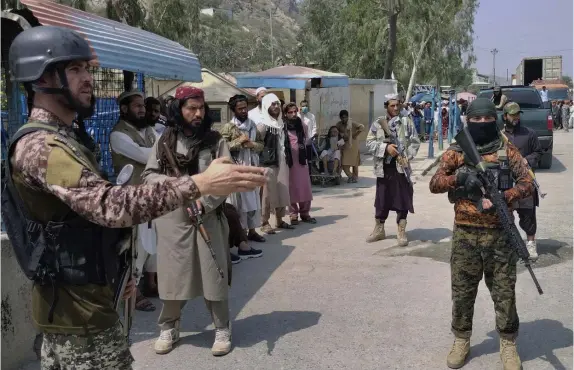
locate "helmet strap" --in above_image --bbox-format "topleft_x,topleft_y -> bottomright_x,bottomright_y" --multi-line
31,66 -> 94,118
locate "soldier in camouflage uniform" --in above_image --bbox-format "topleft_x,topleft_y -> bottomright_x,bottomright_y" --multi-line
6,26 -> 266,370
429,98 -> 534,370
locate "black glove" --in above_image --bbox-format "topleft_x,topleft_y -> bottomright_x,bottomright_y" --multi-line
463,174 -> 483,195
455,171 -> 469,187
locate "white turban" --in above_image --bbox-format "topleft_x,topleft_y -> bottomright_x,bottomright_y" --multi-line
260,93 -> 284,133
385,93 -> 400,102
255,87 -> 268,95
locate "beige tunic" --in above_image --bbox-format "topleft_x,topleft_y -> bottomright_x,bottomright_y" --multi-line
257,123 -> 290,211
142,134 -> 231,301
336,120 -> 365,167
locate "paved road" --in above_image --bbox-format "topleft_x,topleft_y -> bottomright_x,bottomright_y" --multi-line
21,132 -> 573,370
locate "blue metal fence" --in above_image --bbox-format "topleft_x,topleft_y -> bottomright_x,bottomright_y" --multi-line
1,68 -> 145,180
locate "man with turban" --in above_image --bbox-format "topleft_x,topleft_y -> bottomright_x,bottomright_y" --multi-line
256,93 -> 294,234
143,86 -> 233,357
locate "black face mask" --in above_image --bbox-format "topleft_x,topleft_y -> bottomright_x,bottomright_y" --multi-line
467,120 -> 499,145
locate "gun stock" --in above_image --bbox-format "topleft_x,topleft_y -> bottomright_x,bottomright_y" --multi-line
453,127 -> 543,295
113,164 -> 137,342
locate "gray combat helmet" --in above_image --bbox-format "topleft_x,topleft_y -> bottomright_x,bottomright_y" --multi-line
9,25 -> 93,82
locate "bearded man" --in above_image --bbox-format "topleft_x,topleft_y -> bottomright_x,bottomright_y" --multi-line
143,86 -> 233,357
248,87 -> 268,125
366,94 -> 420,246
257,93 -> 293,234
502,102 -> 543,261
220,94 -> 266,252
110,90 -> 160,309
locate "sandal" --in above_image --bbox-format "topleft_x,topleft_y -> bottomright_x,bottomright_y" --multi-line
142,285 -> 159,298
261,224 -> 276,234
277,221 -> 295,229
135,294 -> 156,312
290,218 -> 300,225
301,216 -> 317,224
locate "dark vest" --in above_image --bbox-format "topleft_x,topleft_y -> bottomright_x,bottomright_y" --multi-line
111,119 -> 156,185
5,121 -> 131,322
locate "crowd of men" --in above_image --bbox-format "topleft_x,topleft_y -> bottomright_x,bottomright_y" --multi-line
3,25 -> 552,370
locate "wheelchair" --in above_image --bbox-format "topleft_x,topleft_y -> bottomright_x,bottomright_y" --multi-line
308,135 -> 342,187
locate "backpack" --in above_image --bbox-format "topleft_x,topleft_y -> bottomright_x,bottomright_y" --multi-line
1,126 -> 55,282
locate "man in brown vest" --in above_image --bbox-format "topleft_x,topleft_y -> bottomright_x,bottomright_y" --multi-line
110,90 -> 160,310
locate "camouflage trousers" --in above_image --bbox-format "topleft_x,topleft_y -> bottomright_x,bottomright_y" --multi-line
450,224 -> 519,340
41,321 -> 133,370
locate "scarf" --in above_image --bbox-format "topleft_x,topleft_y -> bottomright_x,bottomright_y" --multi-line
284,117 -> 307,168
232,116 -> 258,166
449,137 -> 504,166
157,125 -> 221,176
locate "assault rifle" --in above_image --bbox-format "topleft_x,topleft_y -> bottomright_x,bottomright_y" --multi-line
161,141 -> 225,280
454,126 -> 543,295
500,132 -> 546,199
384,114 -> 413,186
112,164 -> 137,342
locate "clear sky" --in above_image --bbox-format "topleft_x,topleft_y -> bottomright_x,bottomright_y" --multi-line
472,0 -> 573,79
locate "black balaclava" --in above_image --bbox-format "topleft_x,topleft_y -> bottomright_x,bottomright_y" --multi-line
465,98 -> 499,145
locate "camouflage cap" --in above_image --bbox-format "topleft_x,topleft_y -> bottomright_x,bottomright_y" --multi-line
503,102 -> 523,115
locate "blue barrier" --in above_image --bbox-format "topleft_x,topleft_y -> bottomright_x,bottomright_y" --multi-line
1,70 -> 145,181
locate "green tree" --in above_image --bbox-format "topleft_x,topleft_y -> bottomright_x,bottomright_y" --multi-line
562,75 -> 572,88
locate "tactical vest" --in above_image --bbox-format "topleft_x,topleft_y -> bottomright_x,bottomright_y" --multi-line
448,144 -> 514,204
1,121 -> 131,322
111,120 -> 156,185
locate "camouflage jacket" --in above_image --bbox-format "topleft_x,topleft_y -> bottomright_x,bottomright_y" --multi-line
429,142 -> 534,228
11,108 -> 201,228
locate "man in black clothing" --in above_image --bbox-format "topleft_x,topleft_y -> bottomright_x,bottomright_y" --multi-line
502,102 -> 543,261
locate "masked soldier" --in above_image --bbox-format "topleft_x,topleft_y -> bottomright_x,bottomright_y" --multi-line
502,102 -> 543,261
4,26 -> 266,370
429,98 -> 534,370
492,86 -> 508,110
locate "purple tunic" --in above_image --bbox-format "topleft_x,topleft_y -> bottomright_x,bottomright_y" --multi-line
287,129 -> 313,204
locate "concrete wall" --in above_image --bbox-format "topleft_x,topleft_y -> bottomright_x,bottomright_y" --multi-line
349,79 -> 398,153
1,233 -> 37,369
349,83 -> 374,142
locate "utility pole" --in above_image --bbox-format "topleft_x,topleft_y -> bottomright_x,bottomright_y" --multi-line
491,48 -> 498,86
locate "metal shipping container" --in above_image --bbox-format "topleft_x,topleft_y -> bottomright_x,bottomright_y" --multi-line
514,56 -> 563,86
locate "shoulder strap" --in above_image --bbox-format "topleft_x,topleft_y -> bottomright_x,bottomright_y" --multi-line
8,122 -> 58,153
2,125 -> 49,224
6,122 -> 59,187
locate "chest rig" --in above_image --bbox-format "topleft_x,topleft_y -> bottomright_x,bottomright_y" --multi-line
448,144 -> 514,203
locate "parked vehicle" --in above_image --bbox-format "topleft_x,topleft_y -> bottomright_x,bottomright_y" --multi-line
477,86 -> 554,169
